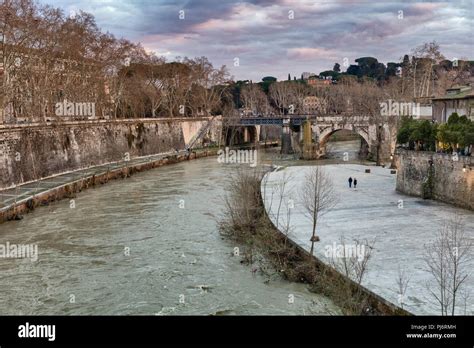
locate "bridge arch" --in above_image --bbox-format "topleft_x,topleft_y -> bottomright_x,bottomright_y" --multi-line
224,125 -> 259,146
316,124 -> 371,159
317,124 -> 370,147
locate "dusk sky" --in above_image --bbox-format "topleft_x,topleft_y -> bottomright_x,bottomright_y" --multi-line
40,0 -> 473,81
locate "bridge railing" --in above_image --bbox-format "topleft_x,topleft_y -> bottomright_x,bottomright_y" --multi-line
223,114 -> 372,126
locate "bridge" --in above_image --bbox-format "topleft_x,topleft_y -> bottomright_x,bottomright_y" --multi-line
223,114 -> 396,162
225,115 -> 315,126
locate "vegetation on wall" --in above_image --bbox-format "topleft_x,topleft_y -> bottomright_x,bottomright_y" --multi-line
421,164 -> 435,199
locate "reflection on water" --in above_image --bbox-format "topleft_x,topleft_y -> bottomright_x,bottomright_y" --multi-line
0,151 -> 340,315
326,139 -> 362,160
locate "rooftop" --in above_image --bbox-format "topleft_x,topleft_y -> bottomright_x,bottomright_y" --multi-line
433,85 -> 474,100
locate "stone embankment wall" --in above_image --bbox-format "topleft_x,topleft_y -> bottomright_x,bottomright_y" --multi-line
396,149 -> 474,210
0,117 -> 222,190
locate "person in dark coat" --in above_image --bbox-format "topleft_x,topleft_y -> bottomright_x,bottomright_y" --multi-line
348,177 -> 353,188
353,178 -> 358,188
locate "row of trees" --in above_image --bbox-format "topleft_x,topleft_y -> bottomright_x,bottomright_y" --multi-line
238,77 -> 396,116
2,0 -> 470,127
265,43 -> 472,103
397,114 -> 474,154
316,42 -> 473,100
1,0 -> 229,121
232,41 -> 472,120
120,57 -> 229,118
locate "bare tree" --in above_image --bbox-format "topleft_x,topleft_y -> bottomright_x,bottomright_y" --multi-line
460,288 -> 471,315
275,172 -> 292,224
261,169 -> 295,246
186,56 -> 230,116
240,83 -> 270,115
300,166 -> 338,255
395,265 -> 411,310
328,235 -> 375,285
350,80 -> 385,165
424,215 -> 473,315
269,81 -> 293,115
274,172 -> 294,244
288,82 -> 311,114
411,41 -> 445,98
137,56 -> 166,117
158,61 -> 192,117
269,81 -> 314,115
222,167 -> 264,234
1,0 -> 150,121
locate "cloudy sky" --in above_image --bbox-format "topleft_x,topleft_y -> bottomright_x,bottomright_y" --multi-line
39,0 -> 473,81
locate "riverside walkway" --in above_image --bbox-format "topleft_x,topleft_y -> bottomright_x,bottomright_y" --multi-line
0,142 -> 271,221
0,150 -> 191,217
262,164 -> 474,315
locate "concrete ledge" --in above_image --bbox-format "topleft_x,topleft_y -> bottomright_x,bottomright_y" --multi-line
0,117 -> 219,132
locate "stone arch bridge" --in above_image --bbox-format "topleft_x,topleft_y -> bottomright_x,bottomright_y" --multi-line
224,115 -> 396,162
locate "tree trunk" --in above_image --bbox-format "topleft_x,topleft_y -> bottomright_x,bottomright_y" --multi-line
310,219 -> 317,255
376,126 -> 382,166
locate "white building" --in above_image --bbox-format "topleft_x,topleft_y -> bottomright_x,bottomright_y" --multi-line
432,85 -> 474,123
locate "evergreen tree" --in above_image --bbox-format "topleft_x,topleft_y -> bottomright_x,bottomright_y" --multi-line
402,54 -> 410,66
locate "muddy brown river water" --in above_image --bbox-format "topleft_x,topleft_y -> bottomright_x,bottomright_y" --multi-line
0,151 -> 343,315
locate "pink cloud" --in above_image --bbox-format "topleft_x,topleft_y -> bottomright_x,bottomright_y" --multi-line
287,47 -> 337,60
411,2 -> 443,12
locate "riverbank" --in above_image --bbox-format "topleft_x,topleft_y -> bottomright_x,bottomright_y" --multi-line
262,164 -> 474,315
220,168 -> 408,315
0,148 -> 218,224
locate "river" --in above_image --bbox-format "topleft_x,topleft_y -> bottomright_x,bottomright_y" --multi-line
0,151 -> 340,315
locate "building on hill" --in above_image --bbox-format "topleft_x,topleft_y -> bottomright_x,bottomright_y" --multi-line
432,85 -> 474,123
301,72 -> 315,80
307,76 -> 331,87
303,96 -> 328,114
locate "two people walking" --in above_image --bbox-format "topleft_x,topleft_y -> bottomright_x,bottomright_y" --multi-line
348,177 -> 357,188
